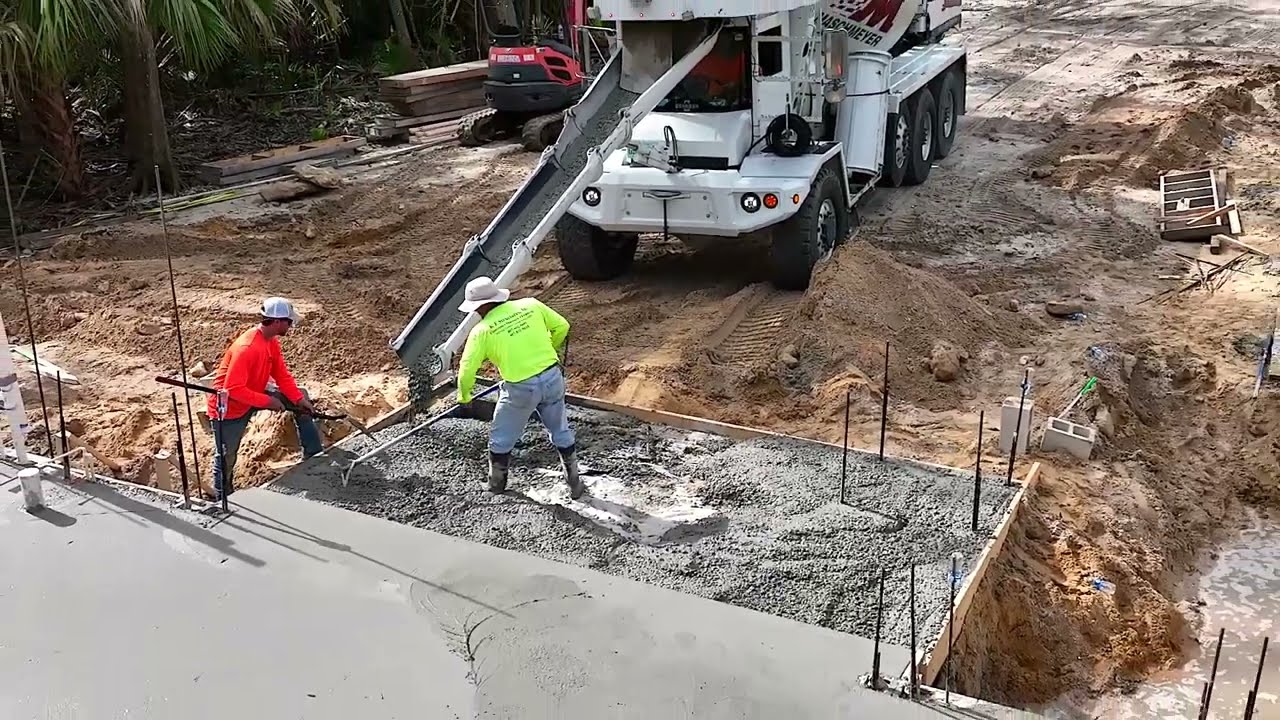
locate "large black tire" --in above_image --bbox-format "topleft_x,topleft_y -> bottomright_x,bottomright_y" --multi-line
769,166 -> 850,291
904,89 -> 936,186
555,214 -> 639,281
881,111 -> 909,188
934,70 -> 962,160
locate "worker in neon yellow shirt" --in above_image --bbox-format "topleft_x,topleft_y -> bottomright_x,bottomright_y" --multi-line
456,276 -> 583,498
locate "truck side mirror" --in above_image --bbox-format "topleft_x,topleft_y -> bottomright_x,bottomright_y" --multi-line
823,30 -> 847,83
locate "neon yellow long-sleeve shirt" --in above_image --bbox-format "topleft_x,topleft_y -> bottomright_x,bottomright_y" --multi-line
457,297 -> 570,403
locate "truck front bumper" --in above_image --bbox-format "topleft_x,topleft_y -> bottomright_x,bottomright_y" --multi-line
567,167 -> 813,237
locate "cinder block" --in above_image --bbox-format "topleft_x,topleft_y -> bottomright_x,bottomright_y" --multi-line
999,397 -> 1034,455
1040,416 -> 1097,460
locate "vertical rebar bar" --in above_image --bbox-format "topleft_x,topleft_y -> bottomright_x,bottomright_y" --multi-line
972,410 -> 984,531
1199,628 -> 1226,720
215,390 -> 230,513
0,137 -> 53,454
909,564 -> 918,699
879,341 -> 889,461
840,387 -> 850,504
170,392 -> 191,508
1006,369 -> 1030,486
872,568 -> 884,689
1244,637 -> 1269,719
947,553 -> 958,704
154,165 -> 203,490
55,371 -> 69,480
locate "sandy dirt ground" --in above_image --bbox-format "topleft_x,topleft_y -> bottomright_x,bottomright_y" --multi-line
3,0 -> 1280,711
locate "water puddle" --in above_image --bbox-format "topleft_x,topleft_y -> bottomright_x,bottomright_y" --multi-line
1087,515 -> 1279,719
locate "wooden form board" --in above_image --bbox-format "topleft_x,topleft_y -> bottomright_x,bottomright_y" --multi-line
919,462 -> 1043,687
378,60 -> 488,90
1158,168 -> 1241,242
197,136 -> 366,184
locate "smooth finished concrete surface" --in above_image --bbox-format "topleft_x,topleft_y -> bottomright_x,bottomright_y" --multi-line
0,464 -> 1032,719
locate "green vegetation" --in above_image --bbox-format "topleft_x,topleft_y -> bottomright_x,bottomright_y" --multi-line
0,0 -> 489,205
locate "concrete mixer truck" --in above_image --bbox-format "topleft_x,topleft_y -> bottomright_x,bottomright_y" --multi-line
393,0 -> 967,389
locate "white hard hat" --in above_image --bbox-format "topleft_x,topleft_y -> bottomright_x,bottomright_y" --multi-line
261,297 -> 301,324
458,277 -> 510,313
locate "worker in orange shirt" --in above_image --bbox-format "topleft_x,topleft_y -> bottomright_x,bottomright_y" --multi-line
206,297 -> 322,501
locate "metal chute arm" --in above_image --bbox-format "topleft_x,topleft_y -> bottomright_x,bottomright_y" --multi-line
391,22 -> 725,388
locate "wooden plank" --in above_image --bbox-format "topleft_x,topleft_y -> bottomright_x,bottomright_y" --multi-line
214,149 -> 360,186
1186,202 -> 1236,227
920,462 -> 1043,687
1161,169 -> 1216,183
196,136 -> 365,182
374,106 -> 478,129
378,60 -> 489,90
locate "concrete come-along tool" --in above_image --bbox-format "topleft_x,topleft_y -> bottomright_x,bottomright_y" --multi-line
339,383 -> 501,486
152,376 -> 377,441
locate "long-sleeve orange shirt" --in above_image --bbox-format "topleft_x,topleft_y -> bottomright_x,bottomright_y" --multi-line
207,326 -> 304,420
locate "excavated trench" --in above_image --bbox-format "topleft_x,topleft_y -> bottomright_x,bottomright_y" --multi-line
271,404 -> 1016,646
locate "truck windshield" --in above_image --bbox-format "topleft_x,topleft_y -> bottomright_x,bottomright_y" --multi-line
656,29 -> 750,113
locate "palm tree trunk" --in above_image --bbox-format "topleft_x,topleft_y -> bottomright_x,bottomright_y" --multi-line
388,0 -> 418,68
120,0 -> 177,193
21,74 -> 85,199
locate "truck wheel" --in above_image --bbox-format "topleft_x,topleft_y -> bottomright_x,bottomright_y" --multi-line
555,214 -> 639,281
904,88 -> 936,186
881,111 -> 910,188
934,71 -> 961,159
770,166 -> 850,291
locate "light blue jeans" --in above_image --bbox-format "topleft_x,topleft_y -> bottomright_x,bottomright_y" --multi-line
490,365 -> 575,454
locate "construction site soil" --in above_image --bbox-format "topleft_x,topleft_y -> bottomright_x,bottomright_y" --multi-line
5,0 -> 1280,712
272,406 -> 1017,647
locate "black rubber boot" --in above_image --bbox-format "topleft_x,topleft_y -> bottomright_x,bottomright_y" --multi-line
558,444 -> 585,500
488,451 -> 510,493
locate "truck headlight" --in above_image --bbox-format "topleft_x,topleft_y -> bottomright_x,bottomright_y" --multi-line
741,193 -> 761,213
583,187 -> 602,206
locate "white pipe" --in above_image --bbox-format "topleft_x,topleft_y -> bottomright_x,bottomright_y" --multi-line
430,24 -> 727,372
0,310 -> 29,463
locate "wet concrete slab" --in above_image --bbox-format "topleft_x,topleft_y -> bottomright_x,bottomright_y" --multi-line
272,403 -> 1018,651
0,460 -> 1039,718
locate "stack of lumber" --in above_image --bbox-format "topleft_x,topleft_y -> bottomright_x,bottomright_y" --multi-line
369,60 -> 488,140
196,136 -> 366,186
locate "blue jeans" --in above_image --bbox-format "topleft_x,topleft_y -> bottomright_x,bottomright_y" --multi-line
490,366 -> 575,455
210,389 -> 323,499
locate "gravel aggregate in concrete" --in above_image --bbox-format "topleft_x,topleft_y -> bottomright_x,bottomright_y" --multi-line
271,406 -> 1016,647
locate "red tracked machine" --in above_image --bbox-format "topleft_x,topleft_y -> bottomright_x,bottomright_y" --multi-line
459,0 -> 593,152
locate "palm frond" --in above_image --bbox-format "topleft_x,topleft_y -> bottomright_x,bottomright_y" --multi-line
19,0 -> 112,73
0,19 -> 33,101
144,0 -> 236,72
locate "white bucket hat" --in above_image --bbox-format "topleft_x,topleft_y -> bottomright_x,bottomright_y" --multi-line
458,277 -> 510,313
261,296 -> 301,324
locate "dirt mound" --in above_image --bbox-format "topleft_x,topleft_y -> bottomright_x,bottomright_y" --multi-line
1031,77 -> 1269,192
783,241 -> 1023,406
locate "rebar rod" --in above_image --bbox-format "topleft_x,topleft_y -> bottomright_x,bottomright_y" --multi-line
947,553 -> 958,704
55,371 -> 69,480
1245,637 -> 1268,719
840,387 -> 850,504
871,569 -> 884,688
878,341 -> 889,460
909,564 -> 918,699
0,137 -> 53,453
1199,628 -> 1226,720
154,165 -> 203,491
1006,369 -> 1030,486
972,410 -> 984,531
170,392 -> 191,508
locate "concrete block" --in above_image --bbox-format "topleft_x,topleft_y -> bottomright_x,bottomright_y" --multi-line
998,397 -> 1034,455
1040,416 -> 1097,460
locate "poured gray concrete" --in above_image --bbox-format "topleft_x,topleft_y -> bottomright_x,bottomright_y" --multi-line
0,462 -> 1035,718
273,405 -> 1017,649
